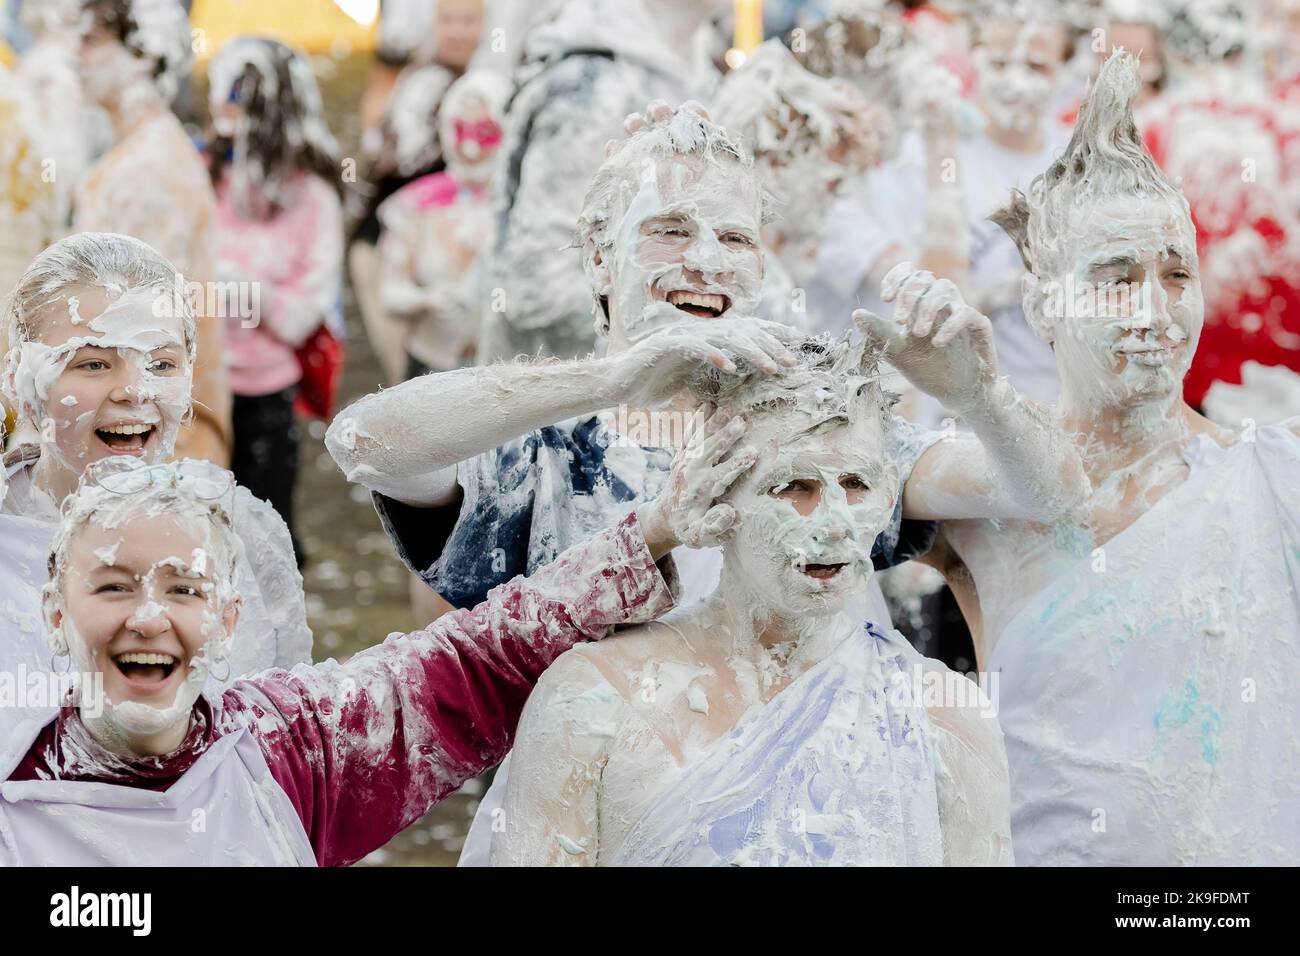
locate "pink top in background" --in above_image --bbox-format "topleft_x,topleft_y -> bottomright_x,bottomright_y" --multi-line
214,171 -> 344,397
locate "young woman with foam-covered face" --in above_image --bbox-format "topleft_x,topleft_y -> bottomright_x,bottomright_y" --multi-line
0,234 -> 310,728
3,245 -> 194,513
0,452 -> 705,866
44,477 -> 241,757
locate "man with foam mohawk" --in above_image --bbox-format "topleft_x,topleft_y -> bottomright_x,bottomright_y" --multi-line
874,50 -> 1300,864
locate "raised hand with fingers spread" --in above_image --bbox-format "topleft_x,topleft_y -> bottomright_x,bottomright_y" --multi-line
637,406 -> 757,551
855,260 -> 1000,415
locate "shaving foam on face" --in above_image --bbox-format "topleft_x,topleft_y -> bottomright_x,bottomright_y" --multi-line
45,465 -> 241,752
607,160 -> 765,343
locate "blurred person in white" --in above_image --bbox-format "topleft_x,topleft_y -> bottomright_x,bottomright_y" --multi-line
1142,0 -> 1300,409
351,0 -> 486,385
376,69 -> 509,624
70,0 -> 231,466
13,0 -> 100,231
205,37 -> 346,565
377,70 -> 509,381
474,0 -> 729,361
813,0 -> 1075,426
326,104 -> 1087,864
711,39 -> 886,329
0,233 -> 311,754
491,339 -> 1013,867
907,51 -> 1300,864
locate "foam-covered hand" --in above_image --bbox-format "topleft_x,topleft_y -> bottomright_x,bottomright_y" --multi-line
855,262 -> 999,415
637,407 -> 757,553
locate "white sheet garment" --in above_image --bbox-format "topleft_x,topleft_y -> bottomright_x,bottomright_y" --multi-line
456,544 -> 896,866
0,701 -> 315,866
608,623 -> 945,866
992,424 -> 1300,865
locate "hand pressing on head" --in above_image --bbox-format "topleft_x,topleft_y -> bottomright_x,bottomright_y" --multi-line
605,100 -> 712,155
601,315 -> 801,408
637,406 -> 756,557
854,262 -> 1001,416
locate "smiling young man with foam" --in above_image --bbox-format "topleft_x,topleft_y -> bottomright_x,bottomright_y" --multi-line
328,104 -> 1085,621
872,50 -> 1300,865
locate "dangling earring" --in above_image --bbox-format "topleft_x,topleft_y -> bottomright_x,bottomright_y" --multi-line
181,405 -> 196,427
50,652 -> 70,674
210,655 -> 231,684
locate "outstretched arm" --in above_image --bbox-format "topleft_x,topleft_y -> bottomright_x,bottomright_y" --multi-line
324,316 -> 797,507
858,263 -> 1089,522
223,512 -> 674,867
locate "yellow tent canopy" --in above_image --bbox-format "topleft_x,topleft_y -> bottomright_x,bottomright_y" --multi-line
191,0 -> 379,61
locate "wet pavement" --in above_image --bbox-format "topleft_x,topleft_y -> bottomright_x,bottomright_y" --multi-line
292,54 -> 482,867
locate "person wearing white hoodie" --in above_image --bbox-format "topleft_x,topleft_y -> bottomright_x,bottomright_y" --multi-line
475,0 -> 726,361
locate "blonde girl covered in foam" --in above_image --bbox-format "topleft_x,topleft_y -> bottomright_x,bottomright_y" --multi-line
0,233 -> 311,750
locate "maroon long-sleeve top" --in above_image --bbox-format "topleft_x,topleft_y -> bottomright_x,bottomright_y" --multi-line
9,514 -> 673,866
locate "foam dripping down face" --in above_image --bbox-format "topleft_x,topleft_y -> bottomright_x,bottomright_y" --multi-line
1048,194 -> 1204,408
52,510 -> 238,747
723,410 -> 896,617
602,155 -> 765,352
5,283 -> 192,477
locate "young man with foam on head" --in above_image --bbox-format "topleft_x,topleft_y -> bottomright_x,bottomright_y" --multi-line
0,448 -> 718,865
869,50 -> 1300,865
492,338 -> 1014,866
473,0 -> 729,361
328,104 -> 1085,621
710,39 -> 883,325
327,103 -> 1086,863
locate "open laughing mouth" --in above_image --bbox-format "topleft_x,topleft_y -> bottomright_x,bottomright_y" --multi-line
111,651 -> 180,691
95,422 -> 156,455
666,290 -> 731,319
800,562 -> 848,581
